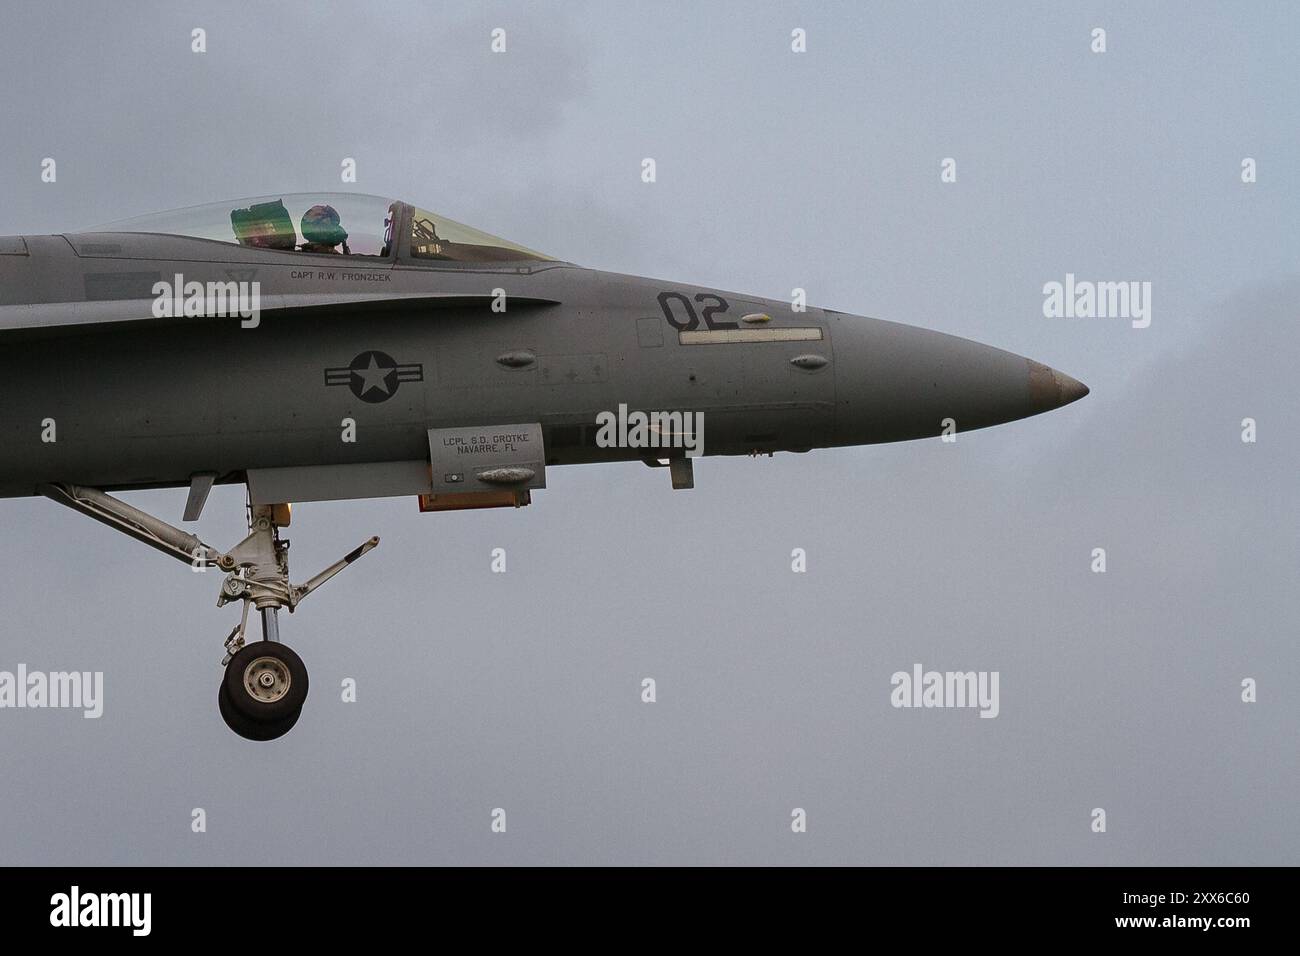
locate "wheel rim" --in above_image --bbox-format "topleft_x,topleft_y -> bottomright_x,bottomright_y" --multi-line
242,656 -> 292,705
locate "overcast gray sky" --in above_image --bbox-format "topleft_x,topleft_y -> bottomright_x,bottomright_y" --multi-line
1,0 -> 1296,865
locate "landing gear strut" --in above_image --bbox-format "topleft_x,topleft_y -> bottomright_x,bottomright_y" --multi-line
41,484 -> 379,741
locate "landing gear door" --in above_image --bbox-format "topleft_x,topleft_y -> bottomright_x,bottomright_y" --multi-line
427,423 -> 547,494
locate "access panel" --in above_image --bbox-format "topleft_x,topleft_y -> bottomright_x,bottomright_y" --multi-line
427,423 -> 546,494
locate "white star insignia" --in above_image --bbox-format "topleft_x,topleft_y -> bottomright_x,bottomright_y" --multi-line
354,354 -> 393,396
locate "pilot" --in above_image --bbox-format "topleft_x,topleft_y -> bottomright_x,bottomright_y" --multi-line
299,204 -> 351,254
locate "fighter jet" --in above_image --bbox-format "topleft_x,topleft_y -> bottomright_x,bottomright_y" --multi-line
0,193 -> 1087,739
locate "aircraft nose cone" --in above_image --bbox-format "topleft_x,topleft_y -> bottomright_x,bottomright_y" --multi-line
827,312 -> 1091,446
1027,360 -> 1090,412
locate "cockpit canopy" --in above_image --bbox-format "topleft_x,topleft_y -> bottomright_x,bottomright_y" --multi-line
90,193 -> 554,263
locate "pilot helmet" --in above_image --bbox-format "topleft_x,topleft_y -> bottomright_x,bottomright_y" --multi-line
301,204 -> 349,246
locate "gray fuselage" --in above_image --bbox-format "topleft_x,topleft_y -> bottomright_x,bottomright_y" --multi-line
0,228 -> 1085,500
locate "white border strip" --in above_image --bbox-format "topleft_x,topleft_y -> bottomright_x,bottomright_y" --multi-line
679,327 -> 823,345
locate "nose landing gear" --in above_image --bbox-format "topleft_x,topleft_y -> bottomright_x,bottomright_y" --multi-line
40,484 -> 379,741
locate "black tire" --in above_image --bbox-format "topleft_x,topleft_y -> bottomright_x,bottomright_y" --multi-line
219,683 -> 301,741
223,641 -> 309,722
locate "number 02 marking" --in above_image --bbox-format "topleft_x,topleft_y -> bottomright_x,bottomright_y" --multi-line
657,291 -> 738,331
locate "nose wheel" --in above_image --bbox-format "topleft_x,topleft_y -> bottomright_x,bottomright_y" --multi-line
219,637 -> 309,740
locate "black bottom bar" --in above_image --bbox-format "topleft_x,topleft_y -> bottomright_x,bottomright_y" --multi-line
0,866 -> 1282,940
